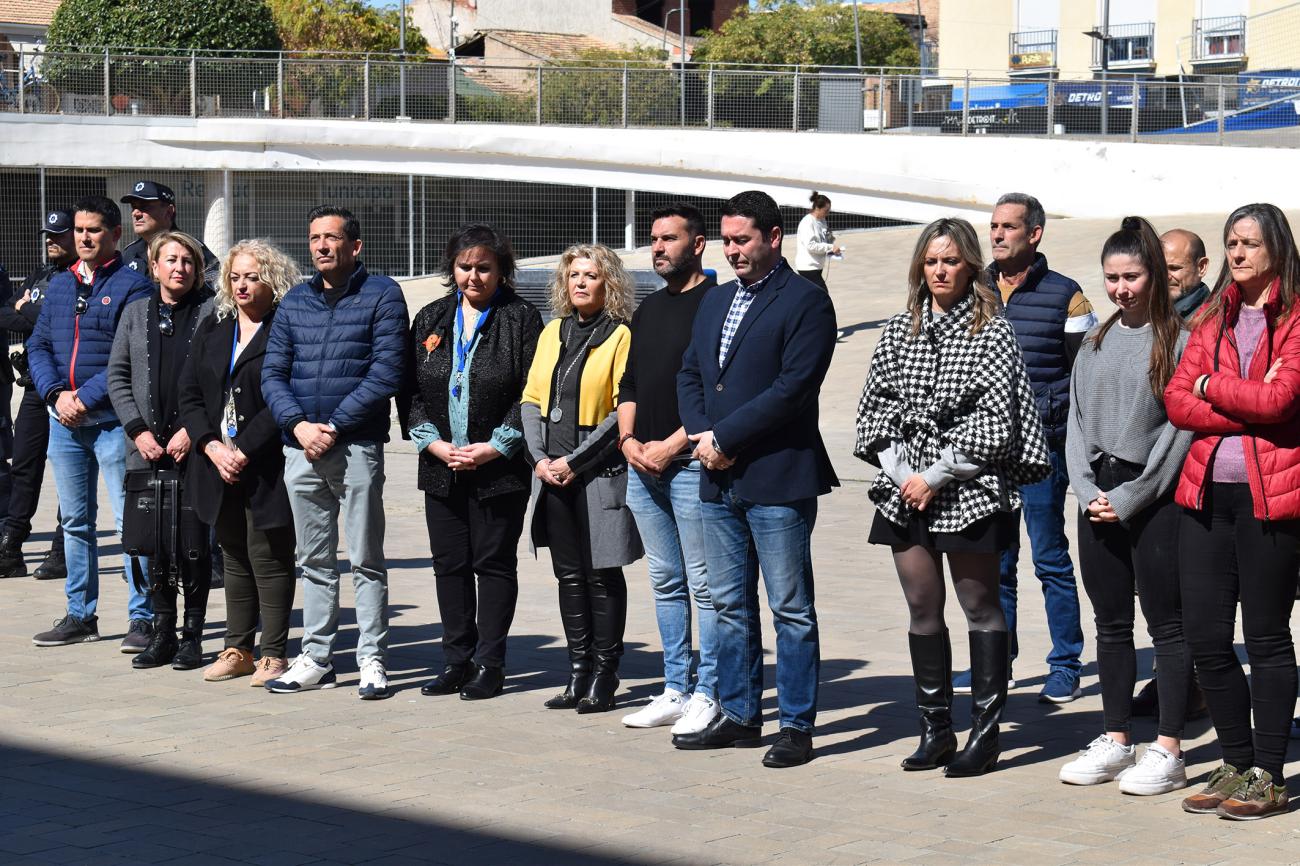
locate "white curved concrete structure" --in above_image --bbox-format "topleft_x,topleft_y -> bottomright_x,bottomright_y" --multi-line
3,113 -> 1298,223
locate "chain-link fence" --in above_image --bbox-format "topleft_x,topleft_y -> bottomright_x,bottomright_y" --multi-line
0,168 -> 907,284
3,51 -> 1299,146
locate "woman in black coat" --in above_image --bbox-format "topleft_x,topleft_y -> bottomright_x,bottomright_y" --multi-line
410,224 -> 543,701
178,239 -> 298,687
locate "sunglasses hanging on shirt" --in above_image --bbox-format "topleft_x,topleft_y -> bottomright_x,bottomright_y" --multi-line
158,303 -> 175,337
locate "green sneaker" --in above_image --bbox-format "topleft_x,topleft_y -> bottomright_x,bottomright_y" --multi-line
1216,768 -> 1289,821
1181,763 -> 1244,814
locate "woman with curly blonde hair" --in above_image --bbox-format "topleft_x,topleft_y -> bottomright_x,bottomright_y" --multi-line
522,243 -> 643,713
178,239 -> 300,686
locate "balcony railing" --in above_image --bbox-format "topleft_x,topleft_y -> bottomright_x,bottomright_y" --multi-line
1090,22 -> 1155,70
1192,15 -> 1246,64
1008,29 -> 1057,73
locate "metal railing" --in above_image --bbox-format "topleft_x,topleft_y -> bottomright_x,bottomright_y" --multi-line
1090,22 -> 1156,70
2,51 -> 1298,147
1008,29 -> 1057,73
1192,15 -> 1247,64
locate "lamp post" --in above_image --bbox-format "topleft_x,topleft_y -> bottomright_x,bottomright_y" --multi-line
397,0 -> 409,121
1084,0 -> 1111,135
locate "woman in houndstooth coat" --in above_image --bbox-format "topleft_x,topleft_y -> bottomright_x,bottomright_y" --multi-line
856,217 -> 1049,779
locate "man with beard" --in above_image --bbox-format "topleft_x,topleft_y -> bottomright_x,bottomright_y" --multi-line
616,204 -> 720,735
1161,229 -> 1212,320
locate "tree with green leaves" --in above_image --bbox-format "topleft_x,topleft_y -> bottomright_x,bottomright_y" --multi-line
44,0 -> 282,114
267,0 -> 429,56
692,0 -> 919,69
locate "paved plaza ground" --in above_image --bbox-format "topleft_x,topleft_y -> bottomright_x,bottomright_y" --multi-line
3,213 -> 1299,865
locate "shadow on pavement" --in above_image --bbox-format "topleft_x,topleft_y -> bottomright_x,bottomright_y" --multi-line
0,740 -> 661,865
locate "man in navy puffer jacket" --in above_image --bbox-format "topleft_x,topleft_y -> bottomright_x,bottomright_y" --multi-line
27,195 -> 153,651
262,205 -> 409,700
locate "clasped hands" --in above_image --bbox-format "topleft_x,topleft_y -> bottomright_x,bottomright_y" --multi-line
1087,492 -> 1119,524
54,390 -> 88,427
687,431 -> 734,472
535,456 -> 574,487
621,437 -> 683,477
294,421 -> 337,461
203,440 -> 249,484
429,440 -> 501,473
134,427 -> 193,465
900,474 -> 935,511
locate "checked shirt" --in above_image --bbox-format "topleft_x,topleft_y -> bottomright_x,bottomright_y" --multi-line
855,293 -> 1050,533
718,260 -> 786,366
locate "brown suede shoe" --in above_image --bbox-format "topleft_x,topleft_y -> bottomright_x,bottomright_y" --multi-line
1182,764 -> 1243,814
250,656 -> 288,688
204,647 -> 255,682
1216,768 -> 1289,821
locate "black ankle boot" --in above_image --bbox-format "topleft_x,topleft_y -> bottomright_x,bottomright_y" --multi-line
421,661 -> 474,695
946,630 -> 1009,778
902,630 -> 957,771
0,531 -> 27,578
33,537 -> 66,582
546,659 -> 592,709
172,612 -> 205,670
132,615 -> 178,669
576,656 -> 619,714
460,665 -> 505,701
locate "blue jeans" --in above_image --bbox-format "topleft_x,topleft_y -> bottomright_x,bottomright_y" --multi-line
47,418 -> 150,622
1000,438 -> 1083,675
626,461 -> 718,699
700,488 -> 819,733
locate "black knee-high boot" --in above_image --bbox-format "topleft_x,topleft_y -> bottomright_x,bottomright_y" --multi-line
902,630 -> 958,770
545,573 -> 594,709
578,568 -> 626,714
946,630 -> 1009,778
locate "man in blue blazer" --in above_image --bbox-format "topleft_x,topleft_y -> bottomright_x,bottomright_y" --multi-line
673,190 -> 838,767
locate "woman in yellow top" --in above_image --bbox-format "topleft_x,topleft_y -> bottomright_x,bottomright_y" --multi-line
522,243 -> 643,714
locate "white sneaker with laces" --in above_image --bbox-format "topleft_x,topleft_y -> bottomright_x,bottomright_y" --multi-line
265,653 -> 336,693
358,658 -> 390,700
1117,744 -> 1187,795
622,689 -> 686,728
670,692 -> 720,736
1058,734 -> 1136,785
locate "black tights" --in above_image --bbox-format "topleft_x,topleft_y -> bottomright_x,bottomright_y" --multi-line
1180,483 -> 1299,783
893,546 -> 1006,635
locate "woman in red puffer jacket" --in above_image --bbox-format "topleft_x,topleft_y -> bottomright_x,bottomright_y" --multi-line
1163,203 -> 1300,821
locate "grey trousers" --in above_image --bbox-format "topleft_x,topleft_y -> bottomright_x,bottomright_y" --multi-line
284,442 -> 389,666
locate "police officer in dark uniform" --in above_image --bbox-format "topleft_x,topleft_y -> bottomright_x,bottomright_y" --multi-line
0,210 -> 75,579
119,181 -> 220,287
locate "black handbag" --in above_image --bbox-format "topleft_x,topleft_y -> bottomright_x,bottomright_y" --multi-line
121,466 -> 207,593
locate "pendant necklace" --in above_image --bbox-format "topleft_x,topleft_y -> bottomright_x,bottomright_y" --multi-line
549,316 -> 600,423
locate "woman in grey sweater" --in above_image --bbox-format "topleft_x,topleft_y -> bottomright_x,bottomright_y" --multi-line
1060,217 -> 1194,796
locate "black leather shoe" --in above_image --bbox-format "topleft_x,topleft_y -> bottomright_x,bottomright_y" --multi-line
132,616 -> 178,669
172,613 -> 205,670
0,532 -> 26,578
762,728 -> 814,768
33,543 -> 66,581
459,665 -> 504,701
673,713 -> 763,750
421,662 -> 474,696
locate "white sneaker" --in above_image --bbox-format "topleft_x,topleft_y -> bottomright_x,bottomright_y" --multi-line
1117,744 -> 1187,796
265,653 -> 336,693
621,689 -> 685,728
1058,735 -> 1136,785
358,658 -> 390,700
670,692 -> 720,736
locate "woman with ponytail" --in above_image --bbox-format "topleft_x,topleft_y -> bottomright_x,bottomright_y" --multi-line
795,191 -> 840,290
1164,203 -> 1300,820
1059,216 -> 1194,795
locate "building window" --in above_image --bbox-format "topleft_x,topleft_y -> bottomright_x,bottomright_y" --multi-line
1192,15 -> 1246,63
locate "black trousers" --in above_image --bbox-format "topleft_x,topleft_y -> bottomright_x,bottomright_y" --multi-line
4,386 -> 52,542
1077,488 -> 1190,737
798,268 -> 828,290
1180,483 -> 1299,781
425,485 -> 528,668
215,490 -> 296,657
543,482 -> 626,662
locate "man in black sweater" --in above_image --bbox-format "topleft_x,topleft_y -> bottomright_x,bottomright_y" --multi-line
0,211 -> 74,579
616,204 -> 720,735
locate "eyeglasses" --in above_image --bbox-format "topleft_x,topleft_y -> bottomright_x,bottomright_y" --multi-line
158,304 -> 175,337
